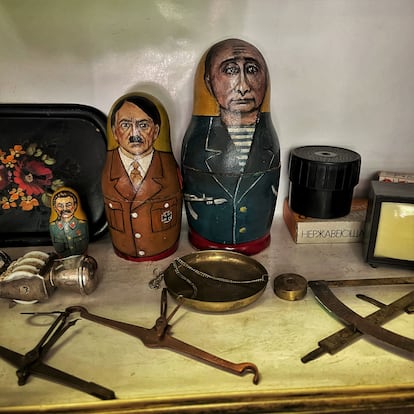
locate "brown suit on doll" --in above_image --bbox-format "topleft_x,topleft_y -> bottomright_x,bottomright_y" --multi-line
102,93 -> 182,261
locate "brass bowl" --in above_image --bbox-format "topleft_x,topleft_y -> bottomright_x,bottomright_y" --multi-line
163,250 -> 268,312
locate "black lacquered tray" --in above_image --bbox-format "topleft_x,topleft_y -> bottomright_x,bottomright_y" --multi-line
0,104 -> 108,246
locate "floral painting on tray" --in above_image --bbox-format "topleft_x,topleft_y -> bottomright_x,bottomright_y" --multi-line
0,104 -> 108,246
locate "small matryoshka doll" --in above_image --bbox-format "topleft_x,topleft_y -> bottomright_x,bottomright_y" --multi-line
181,38 -> 281,255
102,92 -> 182,261
49,186 -> 89,257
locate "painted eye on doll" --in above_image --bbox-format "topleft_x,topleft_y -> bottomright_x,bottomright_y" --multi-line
245,62 -> 260,75
119,121 -> 132,130
223,63 -> 240,75
138,121 -> 150,130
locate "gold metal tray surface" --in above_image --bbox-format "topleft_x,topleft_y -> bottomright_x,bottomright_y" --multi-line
163,250 -> 269,312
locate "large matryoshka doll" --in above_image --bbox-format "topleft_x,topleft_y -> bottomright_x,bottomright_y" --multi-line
102,92 -> 182,261
181,38 -> 280,255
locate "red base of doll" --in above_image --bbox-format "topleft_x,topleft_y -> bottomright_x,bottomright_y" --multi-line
112,240 -> 179,262
188,229 -> 270,256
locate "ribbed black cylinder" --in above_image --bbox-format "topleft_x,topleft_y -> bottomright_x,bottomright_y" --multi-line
288,145 -> 361,218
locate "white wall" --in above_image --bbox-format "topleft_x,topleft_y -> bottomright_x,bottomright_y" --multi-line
1,0 -> 413,214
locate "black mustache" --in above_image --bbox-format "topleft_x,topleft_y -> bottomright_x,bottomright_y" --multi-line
129,135 -> 144,144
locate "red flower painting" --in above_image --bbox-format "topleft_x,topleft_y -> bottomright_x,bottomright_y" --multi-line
13,159 -> 53,195
0,144 -> 64,212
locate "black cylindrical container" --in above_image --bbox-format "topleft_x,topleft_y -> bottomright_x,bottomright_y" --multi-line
288,145 -> 361,218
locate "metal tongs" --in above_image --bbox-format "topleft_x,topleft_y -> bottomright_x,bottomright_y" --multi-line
67,288 -> 260,384
0,310 -> 115,399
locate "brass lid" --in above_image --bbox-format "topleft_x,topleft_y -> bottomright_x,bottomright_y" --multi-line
273,273 -> 307,301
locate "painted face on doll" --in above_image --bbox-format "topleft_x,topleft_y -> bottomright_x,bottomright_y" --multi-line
205,39 -> 267,125
113,101 -> 160,158
54,195 -> 76,222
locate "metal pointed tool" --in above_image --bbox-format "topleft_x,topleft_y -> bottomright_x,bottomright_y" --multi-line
66,288 -> 260,384
356,293 -> 414,314
302,281 -> 414,363
0,310 -> 115,400
321,276 -> 414,287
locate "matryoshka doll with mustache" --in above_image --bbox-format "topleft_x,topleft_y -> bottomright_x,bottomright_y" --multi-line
181,39 -> 280,255
102,92 -> 182,261
49,186 -> 89,257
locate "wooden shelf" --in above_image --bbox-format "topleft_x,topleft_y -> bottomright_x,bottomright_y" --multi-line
0,219 -> 413,413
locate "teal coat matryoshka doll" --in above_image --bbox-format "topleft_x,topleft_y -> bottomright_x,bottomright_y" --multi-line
49,186 -> 89,257
181,39 -> 280,255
